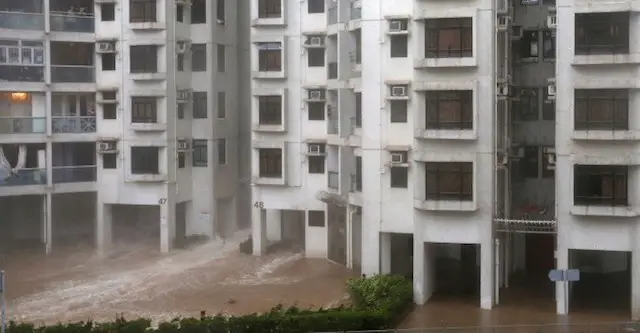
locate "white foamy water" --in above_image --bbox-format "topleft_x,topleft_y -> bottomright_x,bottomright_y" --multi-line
224,252 -> 303,286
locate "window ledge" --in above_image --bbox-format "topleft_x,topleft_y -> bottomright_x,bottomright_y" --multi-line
414,57 -> 476,69
128,174 -> 167,183
252,71 -> 286,80
130,72 -> 166,81
348,192 -> 363,206
252,124 -> 286,132
131,123 -> 167,132
573,53 -> 640,66
572,130 -> 640,141
414,199 -> 476,212
252,176 -> 286,186
129,22 -> 166,30
251,17 -> 286,27
571,205 -> 639,217
415,129 -> 476,140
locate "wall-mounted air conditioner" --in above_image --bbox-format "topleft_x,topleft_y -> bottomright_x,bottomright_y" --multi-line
547,14 -> 557,29
389,20 -> 407,32
544,147 -> 556,170
308,144 -> 323,155
308,36 -> 324,46
98,141 -> 117,153
97,42 -> 116,53
309,90 -> 325,100
391,86 -> 407,97
177,139 -> 190,151
390,152 -> 406,164
497,16 -> 510,31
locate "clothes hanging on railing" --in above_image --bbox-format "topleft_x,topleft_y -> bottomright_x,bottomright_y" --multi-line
12,145 -> 26,172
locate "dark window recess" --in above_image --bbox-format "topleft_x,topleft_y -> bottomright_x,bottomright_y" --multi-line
103,104 -> 117,119
191,0 -> 206,23
130,0 -> 156,23
543,87 -> 555,121
178,152 -> 186,168
258,43 -> 282,71
101,53 -> 115,71
308,48 -> 325,67
191,44 -> 207,72
390,166 -> 408,188
425,90 -> 473,129
513,88 -> 539,121
177,103 -> 185,119
308,210 -> 325,227
575,89 -> 628,130
575,12 -> 629,55
258,0 -> 282,18
390,35 -> 408,58
131,147 -> 159,174
390,100 -> 408,123
574,165 -> 628,206
192,139 -> 208,167
258,95 -> 282,125
355,92 -> 362,128
101,3 -> 115,21
425,17 -> 473,58
102,154 -> 117,169
354,156 -> 362,192
519,30 -> 539,60
308,102 -> 325,120
130,45 -> 158,73
218,139 -> 226,165
192,91 -> 208,119
308,0 -> 324,13
521,146 -> 539,179
131,97 -> 157,123
259,148 -> 282,178
543,0 -> 555,5
176,4 -> 184,22
177,53 -> 184,71
543,29 -> 556,60
217,44 -> 226,72
308,155 -> 325,174
216,0 -> 225,22
425,162 -> 473,201
217,91 -> 226,118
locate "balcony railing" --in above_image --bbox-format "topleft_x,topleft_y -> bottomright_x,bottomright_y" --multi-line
52,165 -> 96,183
0,168 -> 46,186
328,62 -> 338,79
0,117 -> 46,134
51,65 -> 95,83
327,6 -> 337,24
52,116 -> 96,133
328,171 -> 339,189
0,11 -> 45,30
50,12 -> 95,33
0,65 -> 44,82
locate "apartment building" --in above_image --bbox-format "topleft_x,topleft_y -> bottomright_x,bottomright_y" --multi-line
251,0 -> 640,318
0,0 -> 244,255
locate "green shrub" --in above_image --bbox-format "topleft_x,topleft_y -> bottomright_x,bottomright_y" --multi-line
7,274 -> 412,333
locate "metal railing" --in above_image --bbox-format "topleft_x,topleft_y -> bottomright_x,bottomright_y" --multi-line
0,11 -> 45,30
0,168 -> 46,186
0,117 -> 46,134
327,6 -> 337,24
49,12 -> 95,32
51,65 -> 95,83
328,171 -> 339,189
52,116 -> 96,133
0,65 -> 44,82
52,165 -> 96,183
319,322 -> 640,333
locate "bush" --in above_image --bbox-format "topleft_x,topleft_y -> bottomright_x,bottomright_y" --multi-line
7,275 -> 412,333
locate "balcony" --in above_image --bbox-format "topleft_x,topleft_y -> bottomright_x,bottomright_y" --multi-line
52,165 -> 96,183
0,65 -> 44,82
0,11 -> 44,30
0,168 -> 46,186
50,42 -> 95,83
51,65 -> 95,83
0,117 -> 46,134
52,116 -> 96,133
328,171 -> 339,189
50,12 -> 94,33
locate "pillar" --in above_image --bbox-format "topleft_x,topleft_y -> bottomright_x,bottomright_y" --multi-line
555,246 -> 569,315
413,239 -> 426,305
96,202 -> 112,255
160,197 -> 176,253
380,232 -> 391,274
252,207 -> 267,255
44,193 -> 52,254
480,241 -> 494,309
265,209 -> 282,241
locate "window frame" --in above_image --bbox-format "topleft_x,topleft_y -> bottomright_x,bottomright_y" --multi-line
575,12 -> 629,55
308,0 -> 324,13
258,0 -> 282,18
390,166 -> 409,188
308,210 -> 325,227
192,91 -> 208,119
191,43 -> 207,72
307,48 -> 325,67
102,153 -> 117,169
425,17 -> 473,58
258,95 -> 282,125
259,148 -> 283,178
191,0 -> 206,23
574,89 -> 628,131
574,165 -> 628,206
192,139 -> 208,167
101,3 -> 115,21
218,138 -> 227,165
425,90 -> 473,129
131,146 -> 159,174
390,35 -> 408,58
308,155 -> 325,174
425,162 -> 473,201
131,96 -> 157,123
217,44 -> 226,72
130,45 -> 158,73
258,42 -> 282,72
129,0 -> 157,23
308,102 -> 325,120
513,87 -> 540,121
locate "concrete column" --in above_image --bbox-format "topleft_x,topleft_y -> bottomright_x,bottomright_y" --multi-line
555,246 -> 569,315
480,241 -> 494,309
96,202 -> 112,255
265,209 -> 282,241
252,208 -> 267,255
413,240 -> 426,305
44,193 -> 52,254
159,196 -> 176,253
380,232 -> 391,274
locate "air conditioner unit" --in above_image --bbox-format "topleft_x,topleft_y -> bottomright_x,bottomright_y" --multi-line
389,20 -> 405,32
497,16 -> 510,30
176,41 -> 189,53
391,152 -> 405,164
544,147 -> 556,169
309,90 -> 323,100
177,90 -> 191,101
498,83 -> 510,97
547,14 -> 557,29
98,141 -> 117,153
391,86 -> 407,97
308,144 -> 322,154
97,42 -> 115,53
510,25 -> 523,40
547,83 -> 556,98
177,140 -> 190,151
309,36 -> 324,46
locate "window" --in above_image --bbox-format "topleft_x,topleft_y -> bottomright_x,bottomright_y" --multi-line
177,53 -> 184,71
425,162 -> 473,201
308,210 -> 325,227
519,30 -> 539,60
258,95 -> 282,125
103,104 -> 117,119
176,4 -> 184,22
425,90 -> 472,129
308,48 -> 325,67
130,45 -> 158,73
191,0 -> 206,23
192,139 -> 208,167
354,156 -> 362,192
130,0 -> 156,23
258,43 -> 282,71
217,91 -> 226,119
521,0 -> 538,4
131,147 -> 159,174
390,165 -> 408,188
308,0 -> 324,13
191,44 -> 207,72
216,0 -> 225,22
177,103 -> 186,119
574,165 -> 628,206
192,92 -> 208,119
575,12 -> 629,55
101,3 -> 115,21
513,88 -> 539,121
543,86 -> 555,120
178,152 -> 186,168
218,139 -> 227,165
521,146 -> 539,179
259,0 -> 282,18
542,147 -> 554,179
574,89 -> 628,130
103,154 -> 117,169
308,144 -> 326,174
259,148 -> 282,178
390,100 -> 408,123
101,53 -> 115,71
0,40 -> 44,65
390,35 -> 408,58
217,44 -> 226,72
542,29 -> 555,60
355,92 -> 362,128
543,0 -> 556,5
308,102 -> 325,120
425,18 -> 472,58
131,97 -> 157,123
